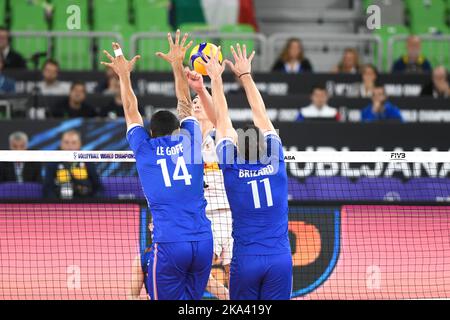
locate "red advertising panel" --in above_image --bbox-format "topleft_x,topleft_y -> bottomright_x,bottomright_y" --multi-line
300,206 -> 450,299
0,204 -> 140,300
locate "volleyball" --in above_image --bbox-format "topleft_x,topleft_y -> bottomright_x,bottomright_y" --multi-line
189,42 -> 223,76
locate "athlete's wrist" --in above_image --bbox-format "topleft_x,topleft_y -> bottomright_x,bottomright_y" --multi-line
239,72 -> 252,80
170,59 -> 184,68
118,71 -> 131,80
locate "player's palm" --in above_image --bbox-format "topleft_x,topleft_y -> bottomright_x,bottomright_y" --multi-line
101,43 -> 140,76
200,47 -> 225,80
156,29 -> 193,65
224,43 -> 256,77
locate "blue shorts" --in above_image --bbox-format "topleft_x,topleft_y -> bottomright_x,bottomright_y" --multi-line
146,239 -> 213,300
230,252 -> 293,300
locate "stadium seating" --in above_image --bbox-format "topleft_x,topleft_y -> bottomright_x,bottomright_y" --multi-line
54,35 -> 93,70
179,23 -> 214,51
52,0 -> 92,70
0,0 -> 6,26
374,25 -> 410,71
405,0 -> 447,34
220,24 -> 255,61
127,0 -> 172,71
52,0 -> 89,30
92,0 -> 136,69
134,28 -> 172,71
97,23 -> 136,69
10,0 -> 49,67
2,0 -> 448,71
92,0 -> 130,30
419,28 -> 450,69
363,0 -> 406,26
255,0 -> 357,35
133,0 -> 171,31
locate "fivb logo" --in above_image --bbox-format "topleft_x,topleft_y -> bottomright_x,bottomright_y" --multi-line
390,152 -> 407,161
66,5 -> 81,30
366,5 -> 381,30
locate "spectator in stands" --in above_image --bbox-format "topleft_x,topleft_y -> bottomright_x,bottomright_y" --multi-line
38,59 -> 71,95
421,66 -> 450,98
100,91 -> 124,119
0,132 -> 41,183
297,85 -> 340,121
49,82 -> 97,118
0,26 -> 27,69
361,85 -> 403,122
0,54 -> 16,93
333,48 -> 360,74
359,64 -> 378,98
103,75 -> 120,96
392,36 -> 432,73
95,68 -> 119,94
44,130 -> 102,199
272,38 -> 313,73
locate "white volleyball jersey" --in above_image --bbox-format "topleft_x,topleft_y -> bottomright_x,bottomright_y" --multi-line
202,130 -> 230,211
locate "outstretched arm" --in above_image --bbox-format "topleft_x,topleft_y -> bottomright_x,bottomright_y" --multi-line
225,44 -> 275,133
200,47 -> 237,142
101,43 -> 142,127
185,67 -> 217,126
156,30 -> 194,120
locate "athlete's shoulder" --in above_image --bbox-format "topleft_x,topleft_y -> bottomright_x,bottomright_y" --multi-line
263,131 -> 284,163
127,124 -> 151,154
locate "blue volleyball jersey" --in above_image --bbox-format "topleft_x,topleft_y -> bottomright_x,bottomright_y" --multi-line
127,117 -> 211,243
216,132 -> 291,256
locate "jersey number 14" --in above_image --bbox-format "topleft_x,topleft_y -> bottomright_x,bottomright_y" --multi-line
157,158 -> 192,187
248,178 -> 274,209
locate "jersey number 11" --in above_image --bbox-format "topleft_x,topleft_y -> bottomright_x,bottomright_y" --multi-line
248,178 -> 274,209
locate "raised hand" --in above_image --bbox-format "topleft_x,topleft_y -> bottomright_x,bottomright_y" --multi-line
199,46 -> 225,80
224,43 -> 255,78
101,42 -> 141,77
185,67 -> 204,93
156,29 -> 193,65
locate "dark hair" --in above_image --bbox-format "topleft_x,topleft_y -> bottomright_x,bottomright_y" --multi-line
70,81 -> 86,91
362,64 -> 379,77
373,82 -> 386,99
61,129 -> 82,142
42,58 -> 59,70
193,86 -> 212,100
150,110 -> 180,138
279,38 -> 304,63
238,124 -> 265,162
374,81 -> 384,90
0,26 -> 10,45
311,84 -> 327,94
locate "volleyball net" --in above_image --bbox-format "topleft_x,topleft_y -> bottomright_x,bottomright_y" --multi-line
0,151 -> 449,300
